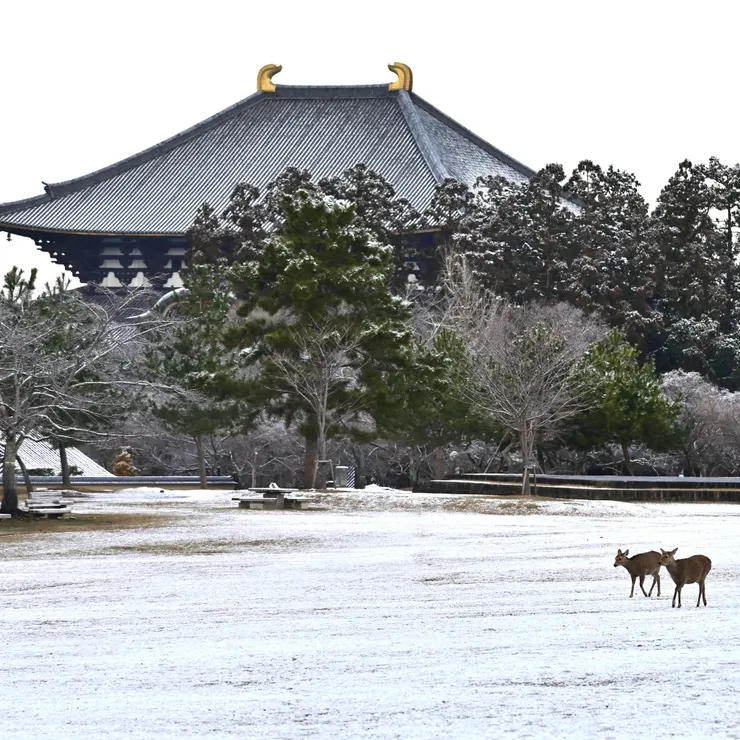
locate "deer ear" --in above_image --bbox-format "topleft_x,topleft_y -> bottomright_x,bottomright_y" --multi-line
616,549 -> 622,555
660,548 -> 666,554
672,548 -> 678,555
623,549 -> 629,556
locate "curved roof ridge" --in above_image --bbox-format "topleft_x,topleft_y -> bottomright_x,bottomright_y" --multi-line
408,92 -> 538,181
395,89 -> 449,184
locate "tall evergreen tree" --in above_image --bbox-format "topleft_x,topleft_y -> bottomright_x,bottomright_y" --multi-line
565,160 -> 661,349
651,159 -> 740,382
701,157 -> 740,330
652,160 -> 723,323
142,265 -> 251,487
448,165 -> 575,302
223,185 -> 414,487
374,329 -> 496,481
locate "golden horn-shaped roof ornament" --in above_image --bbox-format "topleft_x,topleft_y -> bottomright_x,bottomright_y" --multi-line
388,62 -> 413,92
257,64 -> 282,92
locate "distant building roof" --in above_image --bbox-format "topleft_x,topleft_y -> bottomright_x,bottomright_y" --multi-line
0,66 -> 537,238
1,437 -> 113,477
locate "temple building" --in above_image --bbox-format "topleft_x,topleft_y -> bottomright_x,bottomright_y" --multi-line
0,63 -> 537,288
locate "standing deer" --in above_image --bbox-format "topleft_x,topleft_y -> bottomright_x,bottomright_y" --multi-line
613,549 -> 662,598
659,548 -> 712,608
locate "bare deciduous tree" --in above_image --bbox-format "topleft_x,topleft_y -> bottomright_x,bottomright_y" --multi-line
662,370 -> 740,475
263,316 -> 369,487
0,273 -> 168,515
441,256 -> 606,487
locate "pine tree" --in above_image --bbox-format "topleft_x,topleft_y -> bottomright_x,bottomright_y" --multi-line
448,165 -> 575,303
700,157 -> 740,330
373,329 -> 497,481
653,160 -> 723,323
568,331 -> 683,473
224,185 -> 414,488
651,160 -> 735,380
321,164 -> 419,286
142,265 -> 252,487
565,160 -> 661,350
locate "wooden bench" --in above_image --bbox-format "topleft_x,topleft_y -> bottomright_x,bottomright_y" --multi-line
25,491 -> 73,519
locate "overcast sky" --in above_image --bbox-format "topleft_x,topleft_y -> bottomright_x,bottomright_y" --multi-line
1,0 -> 737,286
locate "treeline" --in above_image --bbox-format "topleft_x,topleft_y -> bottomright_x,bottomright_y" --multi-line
429,158 -> 740,388
3,158 -> 740,508
149,160 -> 740,485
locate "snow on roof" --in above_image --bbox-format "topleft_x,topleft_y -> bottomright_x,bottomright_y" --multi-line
0,436 -> 113,477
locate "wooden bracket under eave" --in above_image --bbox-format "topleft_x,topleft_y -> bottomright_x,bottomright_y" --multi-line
388,62 -> 413,92
257,64 -> 282,92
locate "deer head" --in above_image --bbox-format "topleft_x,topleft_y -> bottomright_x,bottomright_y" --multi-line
614,549 -> 630,567
659,548 -> 678,566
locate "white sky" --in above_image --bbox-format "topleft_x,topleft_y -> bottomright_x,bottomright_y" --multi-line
1,0 -> 738,286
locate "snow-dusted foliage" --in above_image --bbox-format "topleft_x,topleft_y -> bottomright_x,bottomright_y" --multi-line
661,369 -> 740,475
0,268 -> 165,514
185,166 -> 419,488
438,254 -> 606,471
168,158 -> 740,481
429,157 -> 740,390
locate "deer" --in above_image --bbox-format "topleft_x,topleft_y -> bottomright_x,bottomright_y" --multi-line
613,549 -> 662,598
658,548 -> 712,608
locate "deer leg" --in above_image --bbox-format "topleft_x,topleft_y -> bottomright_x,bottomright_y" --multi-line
630,575 -> 636,597
677,586 -> 683,608
648,573 -> 659,597
672,586 -> 678,608
698,581 -> 707,607
639,574 -> 648,597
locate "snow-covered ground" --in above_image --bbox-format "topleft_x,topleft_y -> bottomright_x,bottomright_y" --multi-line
2,487 -> 739,739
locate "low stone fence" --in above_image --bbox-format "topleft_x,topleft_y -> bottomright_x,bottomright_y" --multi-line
415,473 -> 740,502
16,475 -> 238,493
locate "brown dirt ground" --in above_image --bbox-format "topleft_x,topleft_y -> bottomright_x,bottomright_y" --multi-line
0,512 -> 170,538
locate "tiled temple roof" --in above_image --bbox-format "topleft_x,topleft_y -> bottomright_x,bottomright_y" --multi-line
0,80 -> 536,238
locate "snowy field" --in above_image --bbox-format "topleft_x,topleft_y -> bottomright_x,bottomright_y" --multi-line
2,487 -> 740,739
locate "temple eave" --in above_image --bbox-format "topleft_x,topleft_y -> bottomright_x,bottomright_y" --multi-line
0,223 -> 184,239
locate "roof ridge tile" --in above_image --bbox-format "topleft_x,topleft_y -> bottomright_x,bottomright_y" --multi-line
395,89 -> 449,184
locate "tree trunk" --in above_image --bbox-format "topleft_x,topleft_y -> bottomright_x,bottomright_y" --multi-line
351,445 -> 366,490
575,451 -> 587,475
621,440 -> 634,475
59,442 -> 71,487
536,446 -> 547,474
195,435 -> 208,489
17,454 -> 33,496
1,435 -> 19,515
304,434 -> 318,489
521,467 -> 531,497
520,422 -> 535,470
434,445 -> 444,479
520,422 -> 535,496
408,462 -> 418,488
314,430 -> 329,489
